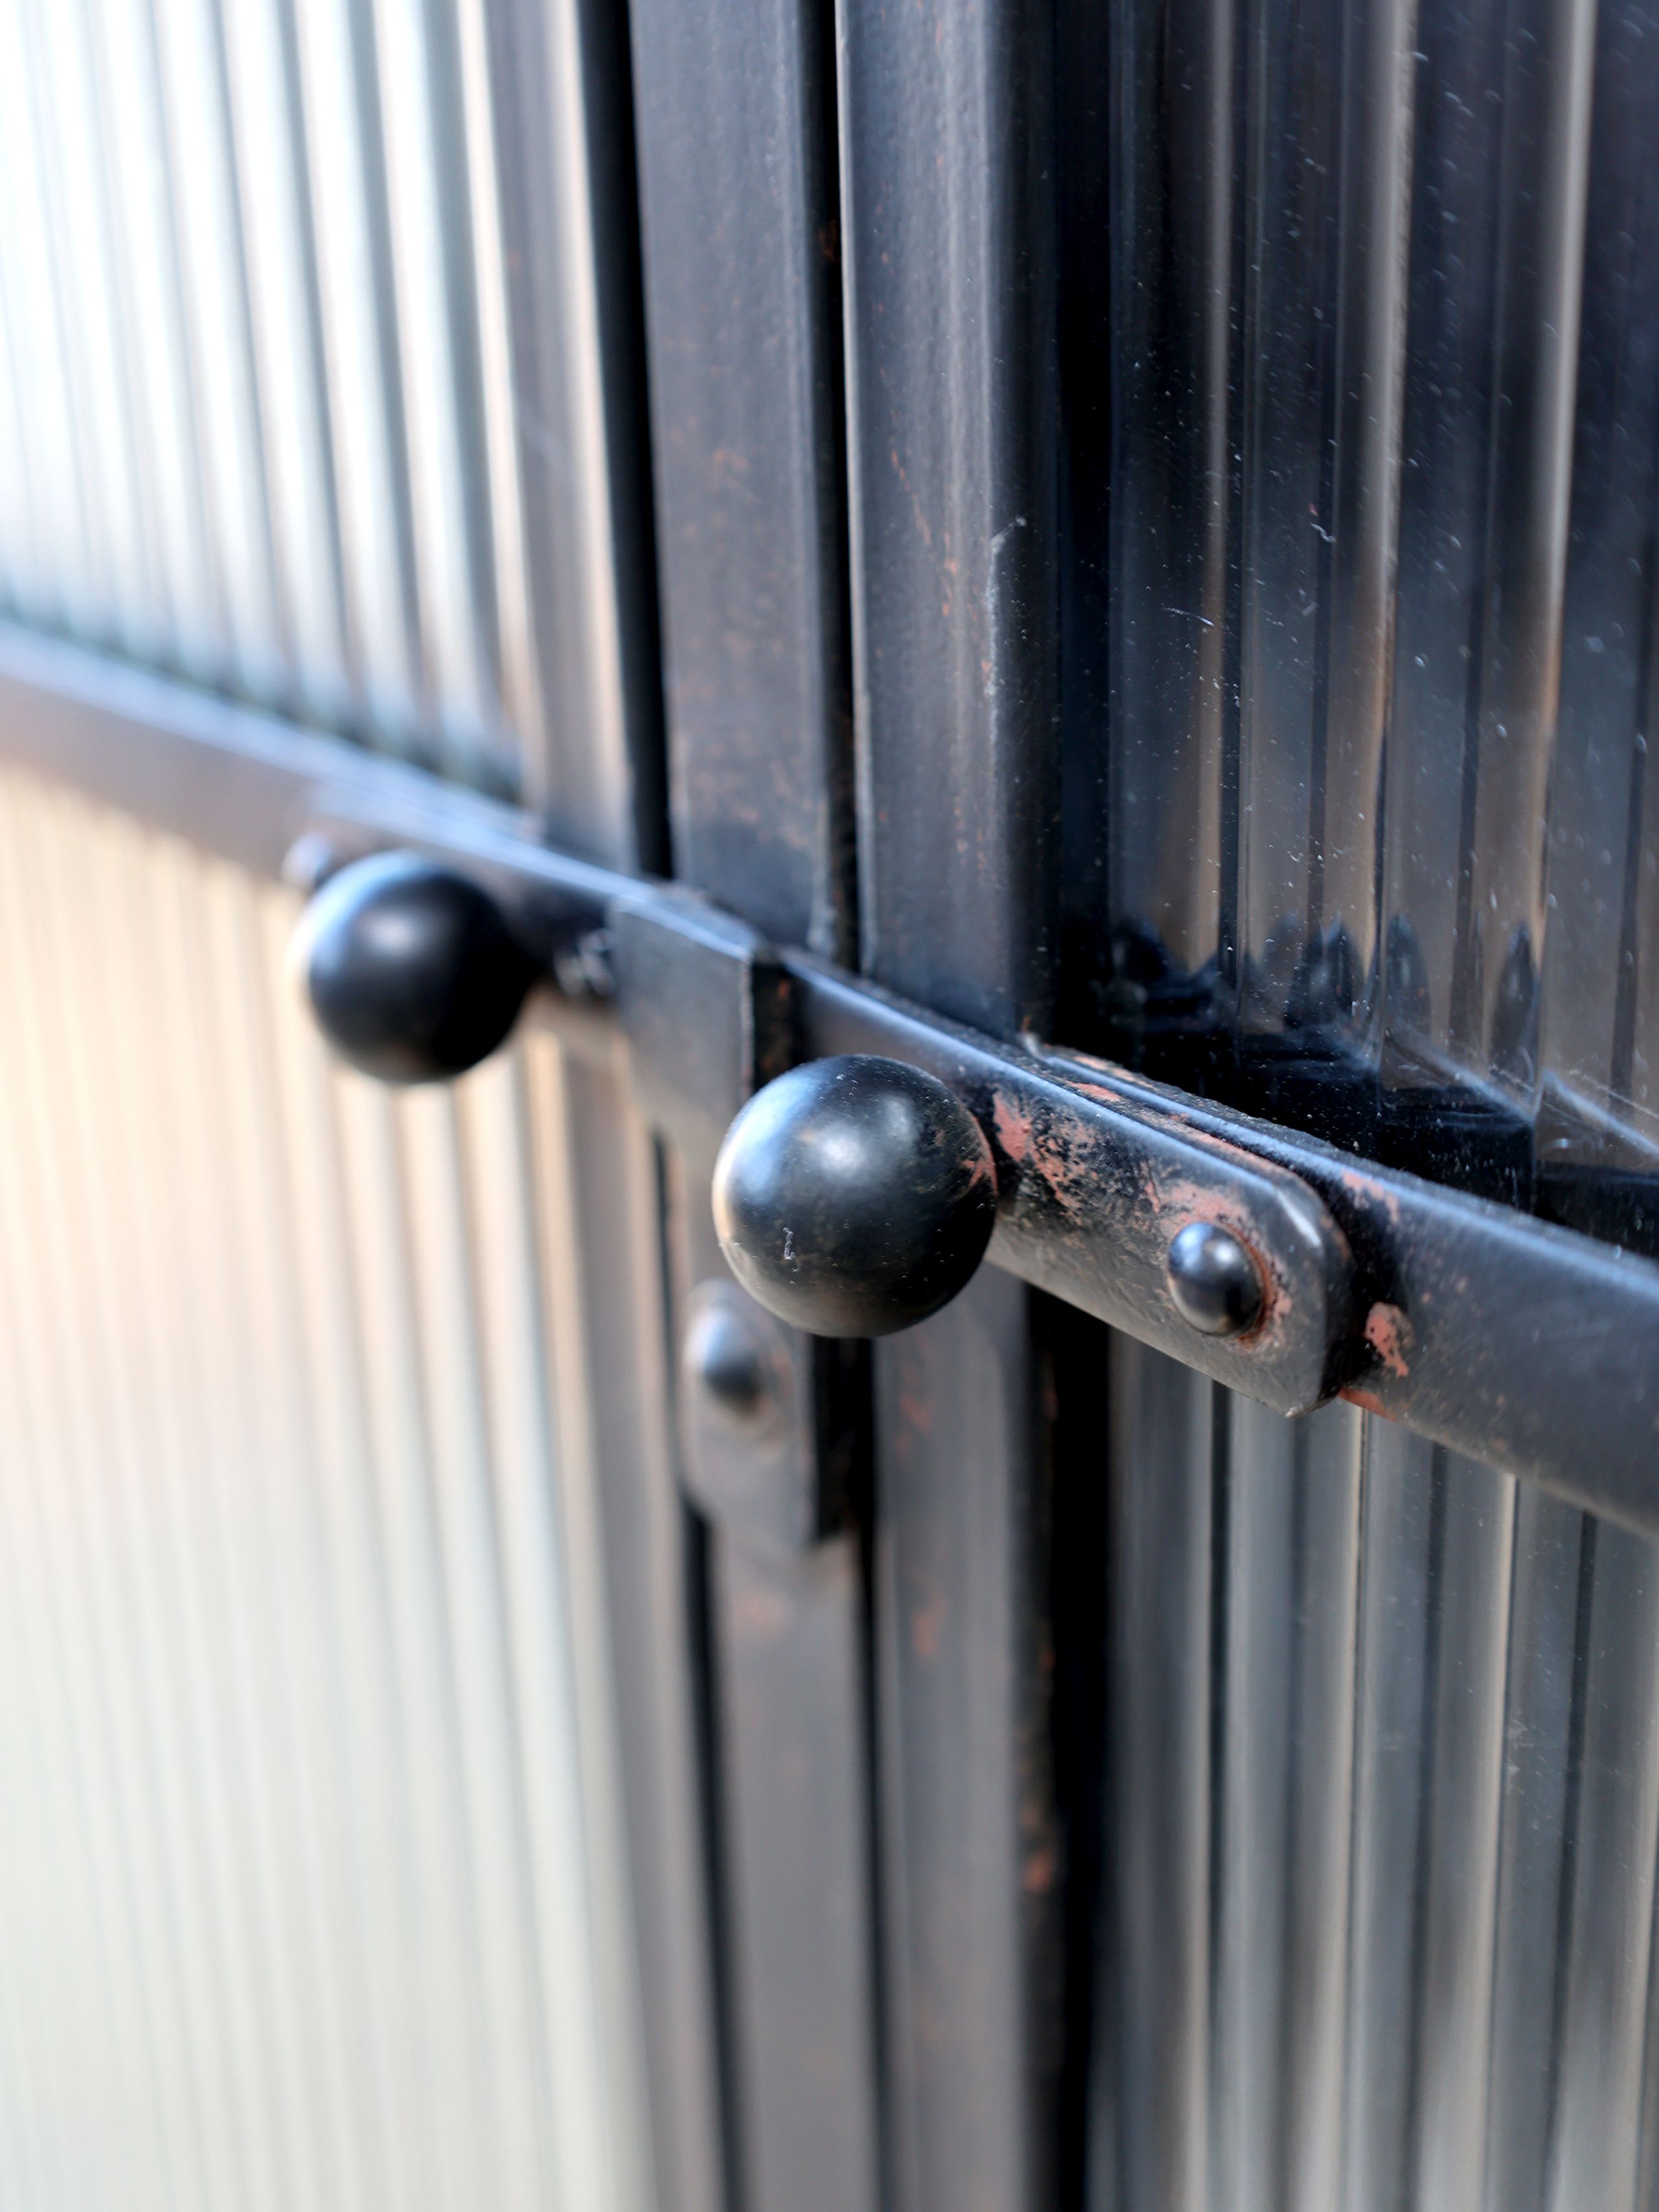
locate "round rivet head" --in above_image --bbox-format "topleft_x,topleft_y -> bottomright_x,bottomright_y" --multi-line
292,851 -> 537,1083
683,1297 -> 774,1428
1166,1220 -> 1266,1337
712,1054 -> 998,1338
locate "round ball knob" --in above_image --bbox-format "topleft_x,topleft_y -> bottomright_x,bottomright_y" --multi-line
292,851 -> 538,1082
712,1054 -> 998,1338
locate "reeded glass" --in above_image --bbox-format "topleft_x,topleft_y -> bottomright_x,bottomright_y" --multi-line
1057,0 -> 1659,1248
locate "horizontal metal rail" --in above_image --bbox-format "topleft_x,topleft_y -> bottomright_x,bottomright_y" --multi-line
3,622 -> 1656,1529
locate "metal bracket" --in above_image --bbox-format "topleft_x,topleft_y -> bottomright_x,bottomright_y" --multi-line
794,962 -> 1351,1415
679,1280 -> 861,1551
4,623 -> 1659,1535
609,887 -> 795,1147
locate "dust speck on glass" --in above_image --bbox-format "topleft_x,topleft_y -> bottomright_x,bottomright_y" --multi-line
1057,0 -> 1659,1255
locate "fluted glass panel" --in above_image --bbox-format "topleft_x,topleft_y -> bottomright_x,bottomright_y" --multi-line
0,0 -> 648,825
1058,0 -> 1659,1244
1093,1336 -> 1659,2212
0,763 -> 653,2212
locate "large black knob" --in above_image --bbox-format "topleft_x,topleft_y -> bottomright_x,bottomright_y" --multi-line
293,851 -> 538,1082
712,1054 -> 998,1338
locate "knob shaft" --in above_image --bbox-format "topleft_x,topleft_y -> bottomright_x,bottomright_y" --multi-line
293,851 -> 537,1082
713,1054 -> 997,1338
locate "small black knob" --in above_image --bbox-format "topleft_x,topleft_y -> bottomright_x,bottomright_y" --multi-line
683,1296 -> 775,1427
1165,1220 -> 1266,1336
712,1054 -> 997,1338
293,851 -> 538,1082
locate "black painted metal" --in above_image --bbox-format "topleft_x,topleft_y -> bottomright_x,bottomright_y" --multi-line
1165,1222 -> 1266,1339
837,0 -> 1060,1040
12,0 -> 1659,2188
628,0 -> 853,960
805,962 -> 1659,1527
549,1049 -> 729,2212
5,622 -> 1658,1534
835,0 -> 1065,2197
295,852 -> 539,1082
680,1279 -> 853,1552
713,1057 -> 998,1339
797,968 -> 1350,1417
623,3 -> 878,2196
1073,1057 -> 1659,1529
659,1124 -> 879,2212
684,1289 -> 775,1424
866,1268 -> 1054,2212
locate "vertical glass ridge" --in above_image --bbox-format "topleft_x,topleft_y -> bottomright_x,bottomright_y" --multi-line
0,0 -> 656,837
1090,1336 -> 1659,2212
1059,0 -> 1659,1242
0,763 -> 652,2212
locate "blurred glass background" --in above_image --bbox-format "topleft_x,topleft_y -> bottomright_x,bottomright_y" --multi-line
0,2 -> 674,2204
0,765 -> 654,2212
0,0 -> 663,857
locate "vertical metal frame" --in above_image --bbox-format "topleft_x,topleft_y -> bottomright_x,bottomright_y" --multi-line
628,4 -> 877,2209
627,0 -> 853,960
835,3 -> 1063,2207
482,0 -> 668,857
540,1047 -> 727,2212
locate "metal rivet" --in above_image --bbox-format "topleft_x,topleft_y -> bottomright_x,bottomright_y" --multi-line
1166,1220 -> 1266,1338
281,828 -> 353,894
551,925 -> 616,1003
683,1299 -> 774,1426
